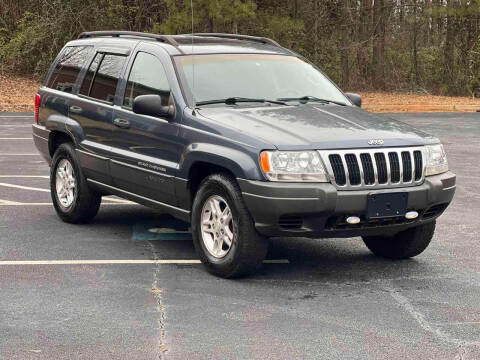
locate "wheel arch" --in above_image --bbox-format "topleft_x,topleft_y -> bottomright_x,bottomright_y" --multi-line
46,114 -> 85,157
49,130 -> 75,157
177,143 -> 264,209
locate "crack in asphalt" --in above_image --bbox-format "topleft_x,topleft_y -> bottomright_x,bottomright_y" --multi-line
383,282 -> 480,359
148,240 -> 168,359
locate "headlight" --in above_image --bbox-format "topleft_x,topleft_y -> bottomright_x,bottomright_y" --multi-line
259,150 -> 328,182
425,144 -> 448,176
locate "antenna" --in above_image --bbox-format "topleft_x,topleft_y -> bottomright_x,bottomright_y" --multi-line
190,0 -> 196,115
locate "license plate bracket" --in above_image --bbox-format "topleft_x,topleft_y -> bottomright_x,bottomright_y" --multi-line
366,192 -> 408,219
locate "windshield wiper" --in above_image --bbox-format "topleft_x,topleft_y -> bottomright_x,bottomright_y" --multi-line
277,96 -> 347,106
196,97 -> 288,106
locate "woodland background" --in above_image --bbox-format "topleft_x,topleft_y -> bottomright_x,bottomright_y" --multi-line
1,0 -> 480,97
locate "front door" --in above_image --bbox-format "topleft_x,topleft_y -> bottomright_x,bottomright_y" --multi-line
109,49 -> 182,206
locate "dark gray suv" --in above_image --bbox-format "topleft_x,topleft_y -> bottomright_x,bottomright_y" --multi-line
32,31 -> 456,278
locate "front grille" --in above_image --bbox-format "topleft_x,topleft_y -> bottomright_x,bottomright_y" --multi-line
413,150 -> 422,181
388,152 -> 400,183
402,151 -> 412,182
329,154 -> 346,186
320,147 -> 425,190
375,153 -> 388,184
360,153 -> 375,185
345,154 -> 361,185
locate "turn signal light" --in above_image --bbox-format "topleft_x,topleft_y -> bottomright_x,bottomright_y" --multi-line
260,151 -> 271,172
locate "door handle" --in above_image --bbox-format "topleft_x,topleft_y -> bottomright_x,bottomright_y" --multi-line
113,118 -> 130,129
69,105 -> 83,114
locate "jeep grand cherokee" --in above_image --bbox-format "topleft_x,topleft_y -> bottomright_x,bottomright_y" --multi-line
32,31 -> 456,278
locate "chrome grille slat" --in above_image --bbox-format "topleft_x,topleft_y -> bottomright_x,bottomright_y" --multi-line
385,151 -> 391,185
355,153 -> 365,186
341,154 -> 350,186
410,150 -> 416,182
399,150 -> 404,183
319,147 -> 425,190
371,153 -> 379,185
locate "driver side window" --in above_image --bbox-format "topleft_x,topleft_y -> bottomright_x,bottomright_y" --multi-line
123,52 -> 170,108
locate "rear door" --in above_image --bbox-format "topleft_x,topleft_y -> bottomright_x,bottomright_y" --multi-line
108,44 -> 182,205
69,50 -> 128,183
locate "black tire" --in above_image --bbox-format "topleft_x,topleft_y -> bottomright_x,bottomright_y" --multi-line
362,221 -> 436,259
50,142 -> 101,223
191,173 -> 268,278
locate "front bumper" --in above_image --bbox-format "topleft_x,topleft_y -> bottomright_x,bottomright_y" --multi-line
238,171 -> 456,238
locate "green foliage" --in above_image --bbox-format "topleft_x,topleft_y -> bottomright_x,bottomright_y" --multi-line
1,0 -> 480,96
156,0 -> 256,34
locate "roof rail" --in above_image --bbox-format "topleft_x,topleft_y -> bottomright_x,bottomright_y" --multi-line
78,31 -> 182,50
190,33 -> 281,47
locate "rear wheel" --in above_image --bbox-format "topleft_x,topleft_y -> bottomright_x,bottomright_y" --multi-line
362,221 -> 436,259
50,143 -> 101,223
191,173 -> 268,278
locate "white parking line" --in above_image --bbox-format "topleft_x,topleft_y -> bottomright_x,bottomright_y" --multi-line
0,202 -> 134,206
0,199 -> 23,205
0,259 -> 289,265
0,182 -> 136,204
0,183 -> 136,205
0,182 -> 49,192
0,124 -> 32,127
0,175 -> 49,178
0,153 -> 40,155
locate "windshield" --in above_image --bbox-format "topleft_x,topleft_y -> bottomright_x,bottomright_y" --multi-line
175,54 -> 349,105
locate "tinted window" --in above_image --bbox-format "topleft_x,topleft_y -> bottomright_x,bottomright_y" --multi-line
89,54 -> 126,103
79,53 -> 102,96
123,52 -> 170,108
47,46 -> 91,93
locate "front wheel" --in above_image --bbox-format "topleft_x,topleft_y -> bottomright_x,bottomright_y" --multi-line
362,221 -> 436,259
191,173 -> 268,278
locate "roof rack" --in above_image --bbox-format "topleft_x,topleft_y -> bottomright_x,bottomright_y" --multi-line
190,33 -> 281,47
78,31 -> 182,50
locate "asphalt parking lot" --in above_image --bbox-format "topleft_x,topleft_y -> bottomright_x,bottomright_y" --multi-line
0,112 -> 479,359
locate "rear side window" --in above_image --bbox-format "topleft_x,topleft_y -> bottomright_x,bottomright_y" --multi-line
79,53 -> 102,96
47,46 -> 91,93
89,54 -> 126,103
123,52 -> 170,108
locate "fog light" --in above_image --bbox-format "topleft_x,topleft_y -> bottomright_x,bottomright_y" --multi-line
346,216 -> 361,225
405,211 -> 419,220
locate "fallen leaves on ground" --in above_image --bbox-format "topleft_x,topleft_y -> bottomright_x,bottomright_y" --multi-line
1,73 -> 480,113
0,73 -> 41,112
360,91 -> 480,112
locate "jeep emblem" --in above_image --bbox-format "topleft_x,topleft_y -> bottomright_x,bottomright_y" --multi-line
368,139 -> 384,145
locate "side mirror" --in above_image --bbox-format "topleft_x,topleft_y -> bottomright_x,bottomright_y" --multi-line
133,94 -> 174,118
345,93 -> 362,108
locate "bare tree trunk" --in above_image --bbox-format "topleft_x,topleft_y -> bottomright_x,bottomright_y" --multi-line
412,0 -> 420,86
357,0 -> 371,86
313,0 -> 319,65
372,0 -> 386,88
341,0 -> 350,88
444,0 -> 456,94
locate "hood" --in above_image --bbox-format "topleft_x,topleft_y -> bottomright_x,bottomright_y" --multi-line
197,104 -> 438,150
